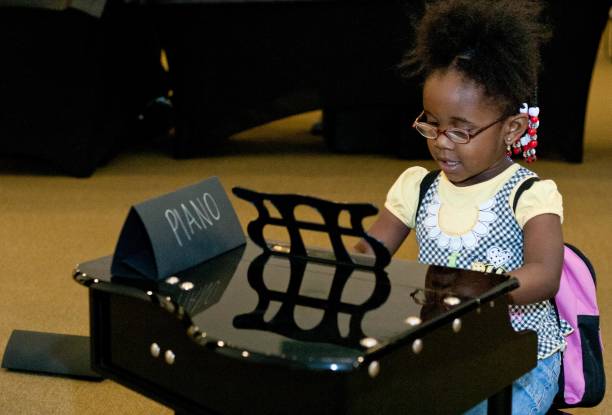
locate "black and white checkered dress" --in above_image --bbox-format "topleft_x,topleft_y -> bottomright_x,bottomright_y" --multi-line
416,166 -> 571,359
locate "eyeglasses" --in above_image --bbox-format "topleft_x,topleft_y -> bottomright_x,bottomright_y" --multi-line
412,110 -> 506,144
409,288 -> 461,311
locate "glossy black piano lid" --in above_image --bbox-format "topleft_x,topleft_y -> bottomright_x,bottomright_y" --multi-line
74,241 -> 517,371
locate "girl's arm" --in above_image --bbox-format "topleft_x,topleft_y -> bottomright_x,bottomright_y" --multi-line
354,208 -> 411,255
507,213 -> 564,305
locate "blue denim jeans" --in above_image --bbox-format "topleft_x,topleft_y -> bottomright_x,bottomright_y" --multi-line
463,352 -> 561,415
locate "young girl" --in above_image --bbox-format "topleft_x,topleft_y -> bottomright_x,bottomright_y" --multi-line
356,0 -> 571,413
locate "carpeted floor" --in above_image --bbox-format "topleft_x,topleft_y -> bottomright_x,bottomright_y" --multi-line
0,25 -> 611,415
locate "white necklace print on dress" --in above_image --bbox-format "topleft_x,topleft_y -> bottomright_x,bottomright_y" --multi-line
423,193 -> 497,251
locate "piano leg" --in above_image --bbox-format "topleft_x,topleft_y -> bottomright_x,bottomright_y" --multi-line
487,385 -> 512,415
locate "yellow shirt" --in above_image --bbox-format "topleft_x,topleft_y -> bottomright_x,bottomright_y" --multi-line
385,164 -> 563,231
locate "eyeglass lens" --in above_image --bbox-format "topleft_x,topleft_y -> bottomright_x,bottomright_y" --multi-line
415,123 -> 469,143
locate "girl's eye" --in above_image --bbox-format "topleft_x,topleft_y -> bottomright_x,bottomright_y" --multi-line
456,122 -> 475,131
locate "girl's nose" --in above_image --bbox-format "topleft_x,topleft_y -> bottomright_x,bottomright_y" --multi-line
433,131 -> 456,150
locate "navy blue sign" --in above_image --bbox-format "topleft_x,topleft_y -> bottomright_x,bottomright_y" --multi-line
111,177 -> 245,280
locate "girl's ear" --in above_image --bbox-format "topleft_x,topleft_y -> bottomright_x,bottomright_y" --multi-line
504,114 -> 529,145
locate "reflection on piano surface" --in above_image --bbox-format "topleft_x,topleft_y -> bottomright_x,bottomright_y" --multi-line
233,252 -> 391,349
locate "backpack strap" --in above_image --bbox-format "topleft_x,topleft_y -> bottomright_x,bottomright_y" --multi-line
417,169 -> 441,213
512,176 -> 540,213
564,242 -> 597,286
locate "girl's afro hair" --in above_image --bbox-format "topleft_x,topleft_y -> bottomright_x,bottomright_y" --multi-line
402,0 -> 550,114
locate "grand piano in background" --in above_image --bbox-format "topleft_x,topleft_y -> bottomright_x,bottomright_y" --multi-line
145,0 -> 612,162
73,188 -> 538,414
0,0 -> 609,176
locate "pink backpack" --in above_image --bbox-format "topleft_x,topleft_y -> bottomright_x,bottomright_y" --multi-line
514,178 -> 605,408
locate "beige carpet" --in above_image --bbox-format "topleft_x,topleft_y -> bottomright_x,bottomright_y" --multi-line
1,28 -> 611,415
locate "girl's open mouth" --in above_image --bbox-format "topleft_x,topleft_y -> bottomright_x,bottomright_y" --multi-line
438,159 -> 461,172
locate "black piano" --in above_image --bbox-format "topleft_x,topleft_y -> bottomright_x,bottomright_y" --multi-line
74,187 -> 537,414
74,242 -> 536,414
